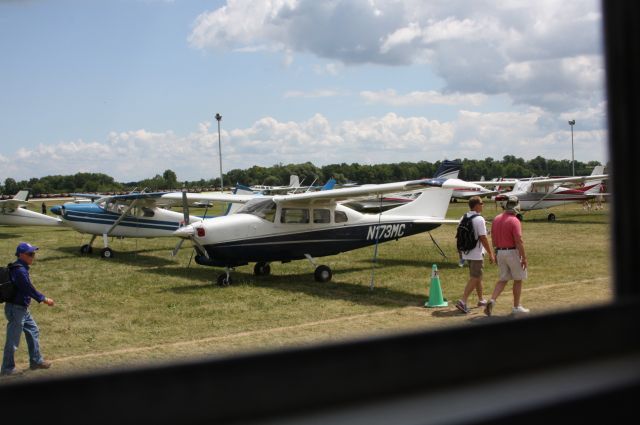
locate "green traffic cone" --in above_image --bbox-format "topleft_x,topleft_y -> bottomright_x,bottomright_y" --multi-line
425,264 -> 448,308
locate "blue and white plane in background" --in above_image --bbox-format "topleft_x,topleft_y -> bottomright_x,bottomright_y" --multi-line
165,176 -> 484,285
50,192 -> 204,258
0,190 -> 62,226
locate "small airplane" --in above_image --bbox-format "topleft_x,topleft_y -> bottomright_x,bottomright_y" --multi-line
480,166 -> 608,221
451,176 -> 500,201
165,176 -> 484,285
50,192 -> 204,258
0,190 -> 62,226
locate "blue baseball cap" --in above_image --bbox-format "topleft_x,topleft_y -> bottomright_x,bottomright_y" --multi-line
16,242 -> 39,256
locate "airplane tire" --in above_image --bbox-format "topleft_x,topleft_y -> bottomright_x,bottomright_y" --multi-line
217,274 -> 233,287
254,262 -> 271,276
100,248 -> 114,259
548,213 -> 556,222
314,265 -> 332,283
80,244 -> 93,254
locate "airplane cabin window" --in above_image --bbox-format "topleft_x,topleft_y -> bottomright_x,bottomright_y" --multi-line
335,210 -> 348,223
281,208 -> 310,224
142,207 -> 155,217
313,209 -> 331,224
236,199 -> 277,222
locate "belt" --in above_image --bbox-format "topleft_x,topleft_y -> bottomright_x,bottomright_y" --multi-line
496,247 -> 516,250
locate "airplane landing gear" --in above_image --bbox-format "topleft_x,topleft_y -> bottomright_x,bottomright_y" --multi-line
100,247 -> 114,259
217,268 -> 233,286
547,213 -> 556,222
80,244 -> 93,254
254,262 -> 271,276
314,265 -> 332,283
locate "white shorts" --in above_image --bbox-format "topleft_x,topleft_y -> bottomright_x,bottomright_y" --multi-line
497,250 -> 527,281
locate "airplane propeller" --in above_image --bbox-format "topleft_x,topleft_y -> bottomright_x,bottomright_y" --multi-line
171,189 -> 210,262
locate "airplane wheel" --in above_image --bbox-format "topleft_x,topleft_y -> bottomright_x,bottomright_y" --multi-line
314,265 -> 332,283
80,244 -> 93,254
254,262 -> 271,276
548,213 -> 556,222
217,274 -> 233,287
100,248 -> 114,259
516,214 -> 523,222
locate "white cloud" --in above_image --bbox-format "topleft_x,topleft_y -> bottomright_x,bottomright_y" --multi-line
360,89 -> 486,107
189,0 -> 604,114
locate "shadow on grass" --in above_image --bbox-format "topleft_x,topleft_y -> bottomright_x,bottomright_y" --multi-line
0,230 -> 24,239
48,246 -> 177,267
148,266 -> 427,308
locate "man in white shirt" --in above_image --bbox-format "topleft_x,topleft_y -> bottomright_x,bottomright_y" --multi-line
455,197 -> 495,314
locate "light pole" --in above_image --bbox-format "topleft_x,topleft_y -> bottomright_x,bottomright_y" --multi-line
568,119 -> 575,176
215,113 -> 223,191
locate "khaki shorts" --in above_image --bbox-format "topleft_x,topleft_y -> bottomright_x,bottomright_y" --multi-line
497,250 -> 527,281
468,260 -> 484,278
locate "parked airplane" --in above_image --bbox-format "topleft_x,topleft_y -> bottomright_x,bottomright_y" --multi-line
50,192 -> 204,258
166,177 -> 484,285
0,190 -> 62,226
482,166 -> 608,221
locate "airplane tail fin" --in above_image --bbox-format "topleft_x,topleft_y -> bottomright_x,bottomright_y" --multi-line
321,178 -> 336,191
591,165 -> 605,176
433,160 -> 461,179
289,175 -> 300,188
381,187 -> 453,218
13,190 -> 30,201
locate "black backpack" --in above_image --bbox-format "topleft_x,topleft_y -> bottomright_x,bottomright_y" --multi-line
0,263 -> 20,304
456,213 -> 480,254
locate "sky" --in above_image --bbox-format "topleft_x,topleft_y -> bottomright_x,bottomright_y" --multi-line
0,0 -> 607,182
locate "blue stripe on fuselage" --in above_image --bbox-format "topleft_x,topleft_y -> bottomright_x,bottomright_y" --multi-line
62,206 -> 179,231
197,221 -> 439,267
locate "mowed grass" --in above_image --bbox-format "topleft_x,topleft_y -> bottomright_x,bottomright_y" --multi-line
0,200 -> 611,381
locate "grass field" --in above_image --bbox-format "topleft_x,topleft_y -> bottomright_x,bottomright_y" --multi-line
0,200 -> 611,382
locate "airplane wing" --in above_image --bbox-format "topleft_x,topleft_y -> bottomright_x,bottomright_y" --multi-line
472,180 -> 517,187
271,178 -> 483,204
160,192 -> 258,205
526,174 -> 608,186
70,193 -> 105,201
0,199 -> 30,208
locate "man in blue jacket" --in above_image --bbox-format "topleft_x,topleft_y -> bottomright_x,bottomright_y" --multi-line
1,242 -> 55,376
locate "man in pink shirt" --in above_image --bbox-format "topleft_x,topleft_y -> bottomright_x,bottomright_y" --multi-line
484,196 -> 529,316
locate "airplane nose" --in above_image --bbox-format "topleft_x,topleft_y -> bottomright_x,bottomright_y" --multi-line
173,225 -> 195,238
50,205 -> 62,216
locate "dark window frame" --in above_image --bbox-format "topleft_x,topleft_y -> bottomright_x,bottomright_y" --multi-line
1,2 -> 638,423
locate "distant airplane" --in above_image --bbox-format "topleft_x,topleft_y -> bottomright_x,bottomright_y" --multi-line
50,192 -> 203,258
0,190 -> 62,226
480,166 -> 608,221
165,176 -> 484,285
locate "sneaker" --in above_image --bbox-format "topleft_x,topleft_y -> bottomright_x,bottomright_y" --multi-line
0,368 -> 23,376
458,259 -> 465,268
477,299 -> 488,307
30,361 -> 51,370
484,300 -> 495,316
512,305 -> 530,315
455,300 -> 469,314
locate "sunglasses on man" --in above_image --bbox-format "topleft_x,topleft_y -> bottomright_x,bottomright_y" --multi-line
25,252 -> 36,257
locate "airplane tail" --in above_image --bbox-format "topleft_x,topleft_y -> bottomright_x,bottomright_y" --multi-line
591,165 -> 605,176
289,175 -> 300,188
321,178 -> 336,191
13,190 -> 30,201
433,160 -> 461,179
381,187 -> 453,218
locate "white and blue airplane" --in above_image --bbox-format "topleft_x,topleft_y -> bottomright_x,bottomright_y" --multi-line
0,190 -> 62,227
166,176 -> 483,285
50,192 -> 205,258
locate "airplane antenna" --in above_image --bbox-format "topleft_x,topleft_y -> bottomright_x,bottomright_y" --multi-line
216,113 -> 224,192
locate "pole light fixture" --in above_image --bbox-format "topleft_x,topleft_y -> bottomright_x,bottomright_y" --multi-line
568,119 -> 576,176
215,113 -> 223,191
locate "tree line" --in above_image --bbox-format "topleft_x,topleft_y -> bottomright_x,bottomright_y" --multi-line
1,156 -> 606,196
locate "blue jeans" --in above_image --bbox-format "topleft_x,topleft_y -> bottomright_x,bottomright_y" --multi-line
2,303 -> 44,373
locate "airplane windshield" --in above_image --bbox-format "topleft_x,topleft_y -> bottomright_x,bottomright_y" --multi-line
236,199 -> 276,222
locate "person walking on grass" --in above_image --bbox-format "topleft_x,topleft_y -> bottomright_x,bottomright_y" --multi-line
1,242 -> 55,376
484,196 -> 529,317
455,196 -> 495,314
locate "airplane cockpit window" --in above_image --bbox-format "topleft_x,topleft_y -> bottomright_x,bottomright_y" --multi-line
313,209 -> 331,224
335,211 -> 348,223
281,208 -> 310,224
142,207 -> 155,217
236,199 -> 277,222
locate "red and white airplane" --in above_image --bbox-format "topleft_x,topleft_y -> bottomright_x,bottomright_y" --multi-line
479,166 -> 608,221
